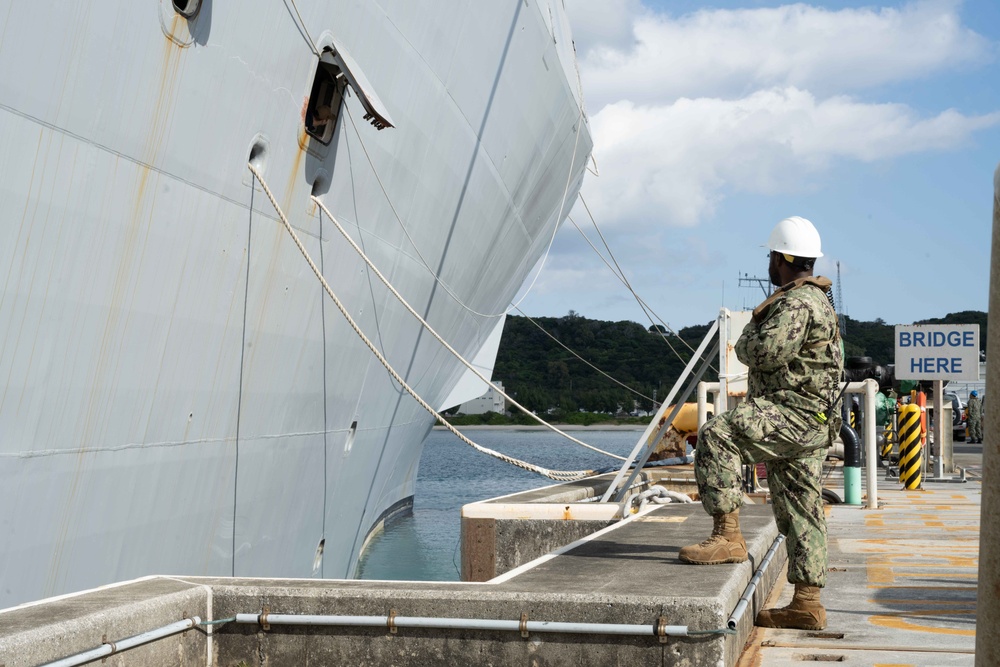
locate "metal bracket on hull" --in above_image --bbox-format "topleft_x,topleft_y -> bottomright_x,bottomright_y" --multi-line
260,606 -> 271,631
388,609 -> 398,634
319,45 -> 394,131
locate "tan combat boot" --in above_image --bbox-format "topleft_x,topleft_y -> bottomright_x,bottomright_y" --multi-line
678,510 -> 748,564
756,584 -> 826,630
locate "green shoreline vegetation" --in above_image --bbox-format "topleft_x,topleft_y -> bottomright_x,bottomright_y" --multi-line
451,310 -> 987,419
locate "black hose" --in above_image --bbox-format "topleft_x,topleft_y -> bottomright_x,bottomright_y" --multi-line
841,423 -> 862,468
822,488 -> 843,504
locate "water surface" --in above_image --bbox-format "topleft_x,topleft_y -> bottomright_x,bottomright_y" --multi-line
356,428 -> 641,581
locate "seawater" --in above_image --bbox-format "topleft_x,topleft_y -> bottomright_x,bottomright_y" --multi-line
356,428 -> 642,581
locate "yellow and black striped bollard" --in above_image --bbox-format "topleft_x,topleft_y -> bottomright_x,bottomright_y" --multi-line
898,404 -> 922,489
881,420 -> 895,460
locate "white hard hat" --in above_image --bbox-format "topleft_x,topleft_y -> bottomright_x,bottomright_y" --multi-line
766,216 -> 823,258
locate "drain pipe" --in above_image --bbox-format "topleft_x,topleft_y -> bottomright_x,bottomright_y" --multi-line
841,380 -> 879,509
726,534 -> 785,630
235,611 -> 694,638
38,616 -> 201,667
841,423 -> 862,505
234,537 -> 786,640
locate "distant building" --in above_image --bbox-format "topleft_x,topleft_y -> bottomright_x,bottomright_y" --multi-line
457,381 -> 506,415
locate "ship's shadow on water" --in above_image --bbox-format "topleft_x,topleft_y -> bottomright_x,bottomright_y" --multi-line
356,428 -> 639,581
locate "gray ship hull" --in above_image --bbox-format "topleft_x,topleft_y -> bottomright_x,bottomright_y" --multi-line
0,0 -> 591,607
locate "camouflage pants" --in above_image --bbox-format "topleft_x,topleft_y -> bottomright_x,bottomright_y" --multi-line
695,398 -> 830,587
968,415 -> 982,442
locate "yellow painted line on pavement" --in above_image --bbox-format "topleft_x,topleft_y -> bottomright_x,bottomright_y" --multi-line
852,525 -> 978,532
867,570 -> 976,585
869,609 -> 976,637
865,554 -> 978,568
866,585 -> 977,591
869,599 -> 976,606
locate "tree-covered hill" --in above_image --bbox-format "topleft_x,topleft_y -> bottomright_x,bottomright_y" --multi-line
491,310 -> 987,414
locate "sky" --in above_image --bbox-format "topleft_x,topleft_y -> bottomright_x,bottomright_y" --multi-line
514,0 -> 999,333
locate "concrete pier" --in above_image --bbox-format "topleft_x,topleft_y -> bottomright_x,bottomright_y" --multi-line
461,467 -> 699,581
0,502 -> 781,667
1,460 -> 986,666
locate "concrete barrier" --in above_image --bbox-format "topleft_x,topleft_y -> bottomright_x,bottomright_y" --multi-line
0,502 -> 783,667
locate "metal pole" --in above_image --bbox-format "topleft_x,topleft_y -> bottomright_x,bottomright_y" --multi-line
234,613 -> 690,637
839,381 -> 879,507
697,382 -> 718,428
974,161 -> 1000,666
864,379 -> 878,509
39,617 -> 201,667
609,339 -> 719,503
600,320 -> 719,502
727,534 -> 785,629
934,379 -> 944,479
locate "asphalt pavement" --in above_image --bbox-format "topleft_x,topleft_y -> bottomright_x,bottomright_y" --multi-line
740,444 -> 982,666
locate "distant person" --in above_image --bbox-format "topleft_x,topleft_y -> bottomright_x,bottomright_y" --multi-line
678,216 -> 843,631
967,390 -> 982,443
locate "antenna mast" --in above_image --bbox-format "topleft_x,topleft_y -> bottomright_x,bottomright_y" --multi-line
739,272 -> 772,299
836,261 -> 846,336
835,262 -> 843,311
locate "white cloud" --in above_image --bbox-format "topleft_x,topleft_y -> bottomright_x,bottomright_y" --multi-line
574,0 -> 995,109
582,87 -> 1000,228
563,0 -> 647,58
535,2 -> 998,324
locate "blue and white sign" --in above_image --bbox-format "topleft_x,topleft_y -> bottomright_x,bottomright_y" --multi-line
894,324 -> 980,380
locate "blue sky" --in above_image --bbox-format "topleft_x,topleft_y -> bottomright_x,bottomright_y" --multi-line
515,0 -> 998,332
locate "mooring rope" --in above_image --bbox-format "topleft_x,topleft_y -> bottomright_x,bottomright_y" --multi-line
248,163 -> 597,481
310,195 -> 625,462
510,305 -> 655,403
343,102 -> 587,322
284,0 -> 321,57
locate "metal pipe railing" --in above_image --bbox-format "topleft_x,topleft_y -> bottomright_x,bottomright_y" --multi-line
234,612 -> 691,637
843,379 -> 879,509
697,379 -> 879,509
727,534 -> 785,629
38,616 -> 201,667
228,527 -> 787,641
697,381 -> 720,428
37,527 -> 789,665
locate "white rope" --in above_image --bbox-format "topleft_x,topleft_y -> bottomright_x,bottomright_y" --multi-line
343,106 -> 502,319
310,196 -> 625,462
575,196 -> 689,350
508,105 -> 587,312
343,100 -> 586,322
566,214 -> 688,366
570,195 -> 718,374
586,153 -> 600,177
284,0 -> 320,57
249,163 -> 597,481
506,215 -> 562,312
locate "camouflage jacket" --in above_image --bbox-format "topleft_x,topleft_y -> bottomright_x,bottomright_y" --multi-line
735,277 -> 844,416
967,396 -> 982,420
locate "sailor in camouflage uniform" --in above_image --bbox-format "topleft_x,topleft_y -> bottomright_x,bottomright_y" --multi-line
679,216 -> 843,631
967,390 -> 982,444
